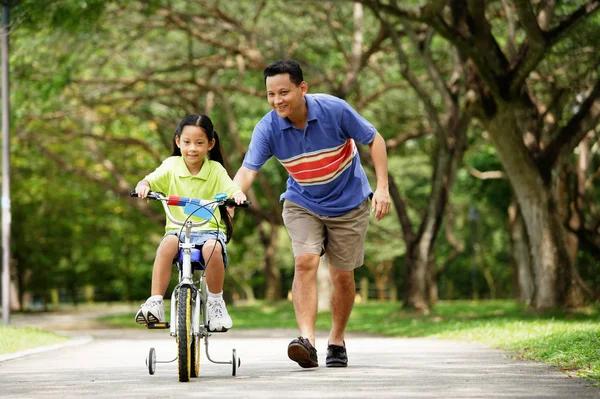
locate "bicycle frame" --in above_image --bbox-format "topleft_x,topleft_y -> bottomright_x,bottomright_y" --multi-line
156,196 -> 214,338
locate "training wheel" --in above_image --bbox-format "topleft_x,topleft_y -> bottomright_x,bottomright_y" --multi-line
146,347 -> 156,375
232,349 -> 240,376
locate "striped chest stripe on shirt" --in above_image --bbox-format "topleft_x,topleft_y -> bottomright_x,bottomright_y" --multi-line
280,139 -> 357,186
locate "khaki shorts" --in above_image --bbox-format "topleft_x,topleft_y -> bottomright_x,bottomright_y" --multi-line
282,199 -> 370,271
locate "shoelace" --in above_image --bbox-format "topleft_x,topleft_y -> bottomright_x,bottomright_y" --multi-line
142,300 -> 163,311
208,300 -> 225,318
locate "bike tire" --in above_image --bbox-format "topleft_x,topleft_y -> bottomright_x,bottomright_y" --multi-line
177,286 -> 192,382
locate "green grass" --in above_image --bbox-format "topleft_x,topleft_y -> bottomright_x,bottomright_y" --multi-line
0,325 -> 69,355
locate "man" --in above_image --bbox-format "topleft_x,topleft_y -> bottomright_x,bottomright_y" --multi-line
233,60 -> 391,368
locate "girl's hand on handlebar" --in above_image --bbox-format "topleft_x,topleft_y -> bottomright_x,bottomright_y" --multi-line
135,181 -> 151,199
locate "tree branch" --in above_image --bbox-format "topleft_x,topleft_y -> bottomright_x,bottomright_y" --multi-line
372,8 -> 443,134
436,208 -> 465,278
340,2 -> 366,97
386,130 -> 429,149
513,0 -> 546,45
403,22 -> 456,113
540,77 -> 600,168
509,0 -> 600,95
547,1 -> 600,45
469,167 -> 506,180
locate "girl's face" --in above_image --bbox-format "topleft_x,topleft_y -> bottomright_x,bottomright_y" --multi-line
175,125 -> 214,171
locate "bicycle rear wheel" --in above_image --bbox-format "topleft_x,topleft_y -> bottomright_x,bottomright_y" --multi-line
177,286 -> 192,382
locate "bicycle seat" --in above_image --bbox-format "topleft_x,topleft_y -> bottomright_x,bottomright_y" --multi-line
174,248 -> 206,271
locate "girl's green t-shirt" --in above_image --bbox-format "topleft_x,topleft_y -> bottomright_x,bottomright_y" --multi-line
144,156 -> 242,233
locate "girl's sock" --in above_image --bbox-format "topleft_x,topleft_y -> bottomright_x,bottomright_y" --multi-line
207,290 -> 223,300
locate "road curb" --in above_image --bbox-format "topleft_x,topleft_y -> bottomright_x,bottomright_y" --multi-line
0,335 -> 94,363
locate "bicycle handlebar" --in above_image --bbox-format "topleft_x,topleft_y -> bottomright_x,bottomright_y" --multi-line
129,190 -> 250,208
129,190 -> 251,227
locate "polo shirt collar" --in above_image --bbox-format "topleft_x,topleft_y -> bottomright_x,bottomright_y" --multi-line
276,94 -> 318,131
175,156 -> 210,179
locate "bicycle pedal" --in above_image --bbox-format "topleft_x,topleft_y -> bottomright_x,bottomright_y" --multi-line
147,322 -> 170,329
207,328 -> 229,333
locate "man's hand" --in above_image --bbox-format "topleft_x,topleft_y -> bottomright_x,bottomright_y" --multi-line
232,191 -> 247,205
228,190 -> 248,218
371,187 -> 391,221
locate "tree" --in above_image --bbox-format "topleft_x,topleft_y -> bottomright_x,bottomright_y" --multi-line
365,0 -> 600,309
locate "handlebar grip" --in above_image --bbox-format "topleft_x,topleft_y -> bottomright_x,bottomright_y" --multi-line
130,190 -> 161,200
224,199 -> 252,208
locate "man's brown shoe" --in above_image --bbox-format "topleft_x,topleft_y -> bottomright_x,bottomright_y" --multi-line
287,337 -> 318,368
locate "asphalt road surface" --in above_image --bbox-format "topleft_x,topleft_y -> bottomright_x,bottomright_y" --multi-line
1,308 -> 599,398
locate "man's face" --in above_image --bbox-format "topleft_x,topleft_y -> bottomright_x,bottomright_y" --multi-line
266,73 -> 307,120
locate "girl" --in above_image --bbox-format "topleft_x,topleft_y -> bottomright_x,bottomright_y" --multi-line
134,114 -> 246,332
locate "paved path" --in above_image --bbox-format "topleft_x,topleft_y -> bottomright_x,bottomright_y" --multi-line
1,306 -> 599,398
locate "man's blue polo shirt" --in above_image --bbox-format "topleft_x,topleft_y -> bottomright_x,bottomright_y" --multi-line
242,93 -> 376,216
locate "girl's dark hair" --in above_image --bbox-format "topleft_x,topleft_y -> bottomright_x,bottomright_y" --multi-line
171,114 -> 234,242
263,59 -> 304,86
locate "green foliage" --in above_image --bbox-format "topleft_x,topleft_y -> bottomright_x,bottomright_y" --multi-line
13,0 -> 108,32
6,0 -> 599,307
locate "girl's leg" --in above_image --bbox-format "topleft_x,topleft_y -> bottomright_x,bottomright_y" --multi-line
150,235 -> 179,296
202,239 -> 231,331
201,239 -> 225,293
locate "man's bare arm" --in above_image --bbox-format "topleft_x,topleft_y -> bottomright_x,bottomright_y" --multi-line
233,166 -> 259,194
368,132 -> 391,221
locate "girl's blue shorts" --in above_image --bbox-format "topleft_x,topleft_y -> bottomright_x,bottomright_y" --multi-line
164,230 -> 228,267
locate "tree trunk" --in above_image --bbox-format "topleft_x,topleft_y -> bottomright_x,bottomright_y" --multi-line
403,116 -> 468,312
487,107 -> 585,309
404,241 -> 429,312
427,257 -> 438,305
15,259 -> 25,312
374,260 -> 393,301
558,136 -> 590,264
508,201 -> 534,304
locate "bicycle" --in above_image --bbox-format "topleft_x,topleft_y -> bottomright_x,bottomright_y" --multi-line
130,190 -> 250,381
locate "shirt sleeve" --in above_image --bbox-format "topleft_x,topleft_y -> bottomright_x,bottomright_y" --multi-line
242,122 -> 273,171
339,102 -> 377,145
144,157 -> 174,194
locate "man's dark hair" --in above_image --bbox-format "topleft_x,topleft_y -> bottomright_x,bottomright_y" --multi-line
263,59 -> 304,86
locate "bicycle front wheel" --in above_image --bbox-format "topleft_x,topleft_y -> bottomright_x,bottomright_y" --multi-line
177,286 -> 192,382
